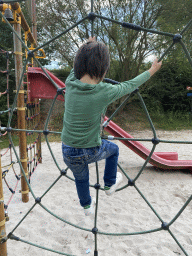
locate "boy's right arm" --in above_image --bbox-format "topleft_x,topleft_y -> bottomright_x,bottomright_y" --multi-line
148,58 -> 162,76
106,57 -> 162,104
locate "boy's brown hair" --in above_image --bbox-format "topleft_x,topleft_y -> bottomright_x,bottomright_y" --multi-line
74,41 -> 110,81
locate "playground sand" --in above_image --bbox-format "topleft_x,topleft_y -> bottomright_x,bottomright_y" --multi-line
2,129 -> 192,256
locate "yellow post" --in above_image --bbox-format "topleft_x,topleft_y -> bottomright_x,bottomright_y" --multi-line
0,153 -> 7,255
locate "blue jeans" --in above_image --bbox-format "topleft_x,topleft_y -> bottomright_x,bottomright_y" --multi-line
62,140 -> 119,207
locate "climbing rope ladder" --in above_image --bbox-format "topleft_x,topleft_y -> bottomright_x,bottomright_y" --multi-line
0,0 -> 192,255
0,49 -> 21,219
0,47 -> 41,204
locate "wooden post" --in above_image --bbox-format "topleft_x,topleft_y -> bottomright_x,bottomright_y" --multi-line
0,153 -> 7,255
13,17 -> 29,203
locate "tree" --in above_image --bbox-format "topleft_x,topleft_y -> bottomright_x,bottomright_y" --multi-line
36,0 -> 192,75
36,0 -> 164,76
156,0 -> 192,63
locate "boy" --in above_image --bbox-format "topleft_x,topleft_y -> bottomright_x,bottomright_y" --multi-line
62,37 -> 162,216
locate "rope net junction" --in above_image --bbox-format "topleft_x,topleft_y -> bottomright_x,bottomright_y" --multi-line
0,1 -> 192,255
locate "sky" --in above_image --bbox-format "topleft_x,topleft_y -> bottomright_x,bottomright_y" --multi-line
44,60 -> 61,70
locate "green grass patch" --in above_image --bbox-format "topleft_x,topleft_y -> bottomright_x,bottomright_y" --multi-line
107,101 -> 192,132
0,132 -> 20,150
149,110 -> 192,130
1,101 -> 192,151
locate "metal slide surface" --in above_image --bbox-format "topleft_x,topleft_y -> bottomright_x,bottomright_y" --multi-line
28,67 -> 192,171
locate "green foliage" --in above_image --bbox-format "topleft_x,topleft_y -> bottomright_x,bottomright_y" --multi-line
0,73 -> 16,126
142,59 -> 192,113
157,0 -> 192,33
51,66 -> 71,82
0,133 -> 19,149
0,22 -> 16,127
107,59 -> 122,82
0,22 -> 13,51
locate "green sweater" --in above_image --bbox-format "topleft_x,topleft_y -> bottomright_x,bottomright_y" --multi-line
61,69 -> 150,148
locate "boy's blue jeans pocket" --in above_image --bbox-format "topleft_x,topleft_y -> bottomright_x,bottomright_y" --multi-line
62,140 -> 119,207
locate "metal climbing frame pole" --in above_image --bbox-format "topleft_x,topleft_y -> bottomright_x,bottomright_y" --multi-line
32,0 -> 42,164
0,153 -> 7,256
91,0 -> 94,37
13,16 -> 29,203
31,0 -> 37,41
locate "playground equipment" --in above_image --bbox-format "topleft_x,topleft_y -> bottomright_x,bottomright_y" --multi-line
0,1 -> 42,254
28,67 -> 192,172
0,0 -> 192,255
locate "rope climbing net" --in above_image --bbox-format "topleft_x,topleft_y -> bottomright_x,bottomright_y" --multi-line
0,37 -> 41,230
0,1 -> 192,255
0,49 -> 22,218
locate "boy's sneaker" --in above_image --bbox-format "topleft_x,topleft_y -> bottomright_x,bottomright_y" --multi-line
105,172 -> 123,196
84,198 -> 96,216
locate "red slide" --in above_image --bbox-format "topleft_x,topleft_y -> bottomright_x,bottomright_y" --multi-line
104,117 -> 192,171
27,67 -> 66,102
28,67 -> 192,171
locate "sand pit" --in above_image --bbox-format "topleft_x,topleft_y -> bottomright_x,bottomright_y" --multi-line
1,129 -> 192,255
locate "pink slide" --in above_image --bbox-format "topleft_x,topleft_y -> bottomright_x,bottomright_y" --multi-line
28,67 -> 192,171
